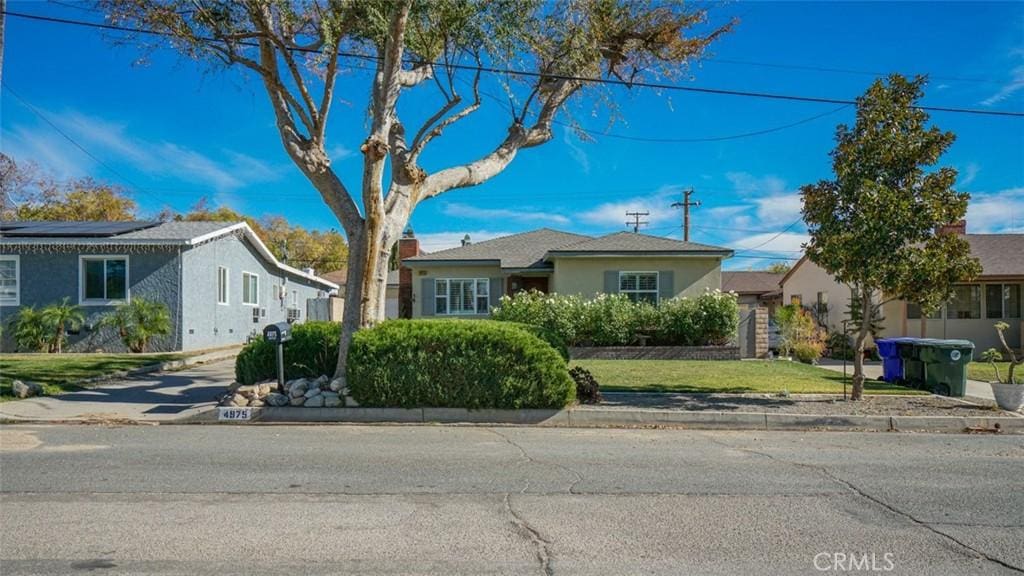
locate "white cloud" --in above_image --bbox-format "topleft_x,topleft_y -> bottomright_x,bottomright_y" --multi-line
725,172 -> 788,195
562,129 -> 591,175
577,185 -> 680,229
329,145 -> 354,162
3,108 -> 282,193
443,203 -> 569,225
415,230 -> 514,252
966,187 -> 1024,233
981,63 -> 1024,107
958,162 -> 980,188
732,232 -> 810,255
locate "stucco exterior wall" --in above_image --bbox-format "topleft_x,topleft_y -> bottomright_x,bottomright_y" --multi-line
408,265 -> 504,319
880,286 -> 1023,353
0,247 -> 183,352
180,234 -> 327,350
781,259 -> 853,330
551,256 -> 721,299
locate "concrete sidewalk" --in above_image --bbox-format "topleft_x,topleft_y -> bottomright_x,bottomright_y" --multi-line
0,358 -> 234,423
815,359 -> 995,401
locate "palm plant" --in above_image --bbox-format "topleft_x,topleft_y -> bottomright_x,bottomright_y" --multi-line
100,298 -> 172,353
40,298 -> 85,353
11,305 -> 50,352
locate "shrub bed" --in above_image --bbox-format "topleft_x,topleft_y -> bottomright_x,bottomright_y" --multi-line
491,289 -> 739,347
235,321 -> 340,385
347,320 -> 575,409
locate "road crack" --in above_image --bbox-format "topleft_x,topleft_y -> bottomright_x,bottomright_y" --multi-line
487,428 -> 584,494
503,492 -> 554,576
703,434 -> 1024,573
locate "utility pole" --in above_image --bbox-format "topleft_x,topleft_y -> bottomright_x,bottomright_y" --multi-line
671,188 -> 701,242
625,211 -> 649,233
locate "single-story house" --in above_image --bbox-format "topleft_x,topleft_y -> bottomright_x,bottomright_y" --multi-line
721,271 -> 784,314
321,228 -> 424,320
780,225 -> 1023,352
321,268 -> 401,319
403,228 -> 733,317
0,220 -> 338,352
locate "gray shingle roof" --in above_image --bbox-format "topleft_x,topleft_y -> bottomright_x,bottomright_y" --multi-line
966,234 -> 1024,276
118,221 -> 238,241
721,271 -> 784,294
549,231 -> 732,255
404,228 -> 592,269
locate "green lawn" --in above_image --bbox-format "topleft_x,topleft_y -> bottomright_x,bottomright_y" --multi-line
572,359 -> 924,395
0,353 -> 184,401
968,361 -> 1019,384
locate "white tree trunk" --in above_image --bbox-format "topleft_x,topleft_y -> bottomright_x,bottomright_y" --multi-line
850,290 -> 873,401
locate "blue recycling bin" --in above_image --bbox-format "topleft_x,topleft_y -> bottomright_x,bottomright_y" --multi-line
875,337 -> 919,383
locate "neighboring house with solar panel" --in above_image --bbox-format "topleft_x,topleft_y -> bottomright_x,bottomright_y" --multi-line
0,221 -> 338,353
402,229 -> 734,318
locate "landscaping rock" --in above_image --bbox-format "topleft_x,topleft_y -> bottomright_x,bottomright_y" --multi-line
314,375 -> 329,387
257,383 -> 272,397
265,393 -> 289,407
323,395 -> 342,408
230,393 -> 247,406
289,395 -> 306,407
248,399 -> 265,407
287,378 -> 308,393
305,395 -> 325,408
11,380 -> 41,399
304,388 -> 322,399
344,396 -> 359,407
235,385 -> 257,397
329,378 -> 344,392
289,386 -> 307,398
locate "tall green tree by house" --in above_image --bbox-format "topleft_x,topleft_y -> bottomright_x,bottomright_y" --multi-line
801,74 -> 981,400
102,0 -> 733,379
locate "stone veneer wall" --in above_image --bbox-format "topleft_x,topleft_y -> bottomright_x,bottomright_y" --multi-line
570,346 -> 740,361
754,307 -> 769,359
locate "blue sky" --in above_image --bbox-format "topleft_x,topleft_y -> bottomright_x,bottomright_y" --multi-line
2,1 -> 1023,270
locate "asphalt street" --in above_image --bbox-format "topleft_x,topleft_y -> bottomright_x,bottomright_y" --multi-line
1,425 -> 1022,575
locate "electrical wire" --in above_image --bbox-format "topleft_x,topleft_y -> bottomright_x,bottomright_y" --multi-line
5,10 -> 1023,118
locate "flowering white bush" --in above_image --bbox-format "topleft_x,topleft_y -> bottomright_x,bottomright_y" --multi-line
492,288 -> 739,346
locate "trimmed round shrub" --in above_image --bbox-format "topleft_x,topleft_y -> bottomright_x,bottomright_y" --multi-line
347,319 -> 575,409
235,321 -> 341,385
792,341 -> 824,364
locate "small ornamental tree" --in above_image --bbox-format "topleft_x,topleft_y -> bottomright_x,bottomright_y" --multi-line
801,74 -> 981,400
100,0 -> 733,381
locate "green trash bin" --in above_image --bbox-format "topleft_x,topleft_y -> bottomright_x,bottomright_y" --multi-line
919,339 -> 974,397
897,339 -> 938,389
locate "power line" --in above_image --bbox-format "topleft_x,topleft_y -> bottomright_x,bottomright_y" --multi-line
5,10 -> 1024,118
730,217 -> 804,256
706,57 -> 1005,86
2,81 -> 166,205
626,211 -> 650,233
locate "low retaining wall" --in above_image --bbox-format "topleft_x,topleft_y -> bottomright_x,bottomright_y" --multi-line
570,346 -> 740,361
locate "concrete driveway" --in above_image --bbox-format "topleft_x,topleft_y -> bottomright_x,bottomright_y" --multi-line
0,359 -> 233,423
816,359 -> 995,401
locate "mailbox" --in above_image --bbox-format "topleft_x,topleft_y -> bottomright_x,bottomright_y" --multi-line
263,322 -> 292,392
263,322 -> 292,344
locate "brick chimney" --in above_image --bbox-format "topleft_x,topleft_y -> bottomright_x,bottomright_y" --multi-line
397,227 -> 419,318
938,220 -> 967,236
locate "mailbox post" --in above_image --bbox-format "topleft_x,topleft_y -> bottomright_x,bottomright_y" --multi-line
263,322 -> 292,392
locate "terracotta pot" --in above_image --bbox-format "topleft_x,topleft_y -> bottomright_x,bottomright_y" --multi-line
990,382 -> 1024,412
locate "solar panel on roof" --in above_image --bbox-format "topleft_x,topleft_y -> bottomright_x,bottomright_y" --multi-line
0,221 -> 161,238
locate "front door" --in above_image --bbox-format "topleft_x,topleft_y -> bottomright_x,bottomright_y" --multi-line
521,276 -> 549,293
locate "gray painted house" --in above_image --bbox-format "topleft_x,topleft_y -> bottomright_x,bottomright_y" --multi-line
0,221 -> 338,352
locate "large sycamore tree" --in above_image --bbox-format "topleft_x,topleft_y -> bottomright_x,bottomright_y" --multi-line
801,74 -> 981,400
102,0 -> 732,377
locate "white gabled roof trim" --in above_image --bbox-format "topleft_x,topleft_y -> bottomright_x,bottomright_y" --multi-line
186,222 -> 339,290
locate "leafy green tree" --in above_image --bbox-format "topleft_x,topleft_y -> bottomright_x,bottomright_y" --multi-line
40,298 -> 86,354
100,298 -> 172,353
10,305 -> 50,352
801,75 -> 981,400
764,262 -> 792,275
0,154 -> 138,221
102,0 -> 733,380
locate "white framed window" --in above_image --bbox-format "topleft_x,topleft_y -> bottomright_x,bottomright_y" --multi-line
619,271 -> 659,304
79,255 -> 129,305
434,278 -> 490,315
217,266 -> 229,305
986,284 -> 1021,319
242,272 -> 260,306
0,255 -> 19,306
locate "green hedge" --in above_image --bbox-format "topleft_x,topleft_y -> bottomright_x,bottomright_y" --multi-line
235,321 -> 340,385
491,289 -> 740,347
347,319 -> 575,409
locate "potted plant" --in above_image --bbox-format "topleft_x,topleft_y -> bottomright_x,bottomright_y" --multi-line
981,322 -> 1023,411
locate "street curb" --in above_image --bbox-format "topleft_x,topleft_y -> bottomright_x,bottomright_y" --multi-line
174,405 -> 1024,433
